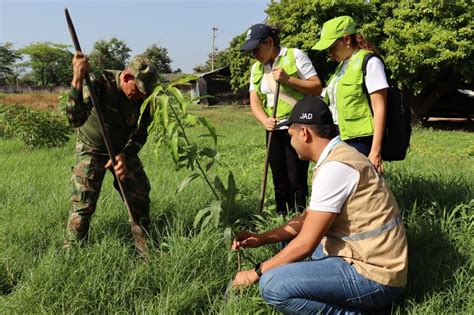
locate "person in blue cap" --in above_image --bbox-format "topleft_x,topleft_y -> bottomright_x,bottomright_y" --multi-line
241,23 -> 322,215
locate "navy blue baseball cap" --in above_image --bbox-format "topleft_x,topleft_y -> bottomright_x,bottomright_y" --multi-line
277,96 -> 334,128
241,24 -> 276,51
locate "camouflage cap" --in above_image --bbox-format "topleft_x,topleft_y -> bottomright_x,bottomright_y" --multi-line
127,54 -> 158,95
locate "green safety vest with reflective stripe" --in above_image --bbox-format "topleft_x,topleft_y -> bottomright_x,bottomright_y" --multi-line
324,49 -> 373,140
251,48 -> 305,119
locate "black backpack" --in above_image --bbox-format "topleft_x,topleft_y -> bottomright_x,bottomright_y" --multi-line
362,53 -> 411,161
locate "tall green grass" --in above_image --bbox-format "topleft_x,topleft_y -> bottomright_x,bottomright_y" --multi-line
0,106 -> 472,313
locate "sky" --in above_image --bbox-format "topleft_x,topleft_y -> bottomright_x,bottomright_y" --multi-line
0,0 -> 270,73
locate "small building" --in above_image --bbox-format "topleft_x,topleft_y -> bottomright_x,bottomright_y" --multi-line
195,66 -> 249,106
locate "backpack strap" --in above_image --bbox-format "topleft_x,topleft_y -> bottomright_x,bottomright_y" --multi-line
362,53 -> 385,78
361,53 -> 387,110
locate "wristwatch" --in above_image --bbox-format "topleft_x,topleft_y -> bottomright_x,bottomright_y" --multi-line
254,262 -> 263,278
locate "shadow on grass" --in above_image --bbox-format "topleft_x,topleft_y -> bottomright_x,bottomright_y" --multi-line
401,220 -> 468,305
386,174 -> 471,311
0,264 -> 15,296
386,171 -> 472,213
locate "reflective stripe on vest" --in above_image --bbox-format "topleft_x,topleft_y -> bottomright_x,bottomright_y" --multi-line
334,216 -> 402,241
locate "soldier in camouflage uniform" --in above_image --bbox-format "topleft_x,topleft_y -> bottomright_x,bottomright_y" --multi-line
64,52 -> 158,244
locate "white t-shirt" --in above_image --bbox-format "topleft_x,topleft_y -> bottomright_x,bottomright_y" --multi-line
324,56 -> 388,125
308,136 -> 359,213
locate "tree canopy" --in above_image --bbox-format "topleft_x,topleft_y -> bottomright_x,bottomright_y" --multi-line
0,43 -> 21,85
143,44 -> 173,74
89,37 -> 131,72
378,1 -> 473,116
18,42 -> 72,87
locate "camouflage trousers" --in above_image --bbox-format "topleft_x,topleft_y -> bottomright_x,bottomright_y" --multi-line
66,141 -> 151,242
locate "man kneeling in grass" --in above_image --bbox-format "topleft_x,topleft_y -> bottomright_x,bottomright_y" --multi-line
232,96 -> 408,314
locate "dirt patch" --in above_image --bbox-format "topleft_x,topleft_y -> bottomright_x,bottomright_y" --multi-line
0,93 -> 61,111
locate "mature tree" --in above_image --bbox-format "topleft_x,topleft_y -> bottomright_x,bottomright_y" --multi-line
193,49 -> 231,73
0,43 -> 21,84
228,33 -> 253,92
227,0 -> 473,120
374,0 -> 473,118
89,37 -> 131,72
19,42 -> 72,87
143,44 -> 173,73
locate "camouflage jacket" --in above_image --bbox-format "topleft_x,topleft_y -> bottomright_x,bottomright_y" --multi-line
65,70 -> 151,157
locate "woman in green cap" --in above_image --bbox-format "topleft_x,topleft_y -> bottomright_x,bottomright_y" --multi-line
313,16 -> 388,174
241,24 -> 323,215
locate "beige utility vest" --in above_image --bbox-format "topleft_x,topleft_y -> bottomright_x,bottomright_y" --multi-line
317,143 -> 408,287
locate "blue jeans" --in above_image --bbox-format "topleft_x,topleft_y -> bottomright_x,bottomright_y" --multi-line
345,136 -> 373,157
258,245 -> 404,314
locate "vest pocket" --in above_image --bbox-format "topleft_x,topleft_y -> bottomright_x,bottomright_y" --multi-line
340,84 -> 371,120
324,237 -> 356,259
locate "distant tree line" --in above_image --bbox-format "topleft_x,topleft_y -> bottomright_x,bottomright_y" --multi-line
193,49 -> 231,73
0,38 -> 177,88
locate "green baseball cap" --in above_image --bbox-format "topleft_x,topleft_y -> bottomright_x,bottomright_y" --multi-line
127,54 -> 158,95
312,16 -> 357,51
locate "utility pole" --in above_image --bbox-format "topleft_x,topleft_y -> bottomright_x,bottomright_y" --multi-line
211,27 -> 218,71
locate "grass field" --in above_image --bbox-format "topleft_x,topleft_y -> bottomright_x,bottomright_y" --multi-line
0,92 -> 63,110
0,104 -> 472,314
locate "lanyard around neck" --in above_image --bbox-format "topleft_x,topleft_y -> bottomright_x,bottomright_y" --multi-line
317,138 -> 343,168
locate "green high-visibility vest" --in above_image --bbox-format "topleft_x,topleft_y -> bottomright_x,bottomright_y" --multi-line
325,49 -> 374,140
251,48 -> 304,119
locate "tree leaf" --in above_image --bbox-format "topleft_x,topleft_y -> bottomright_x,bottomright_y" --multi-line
167,86 -> 186,111
214,176 -> 226,197
169,75 -> 199,87
168,125 -> 179,163
159,94 -> 169,128
183,113 -> 199,125
187,143 -> 198,167
227,172 -> 239,203
197,117 -> 218,145
200,213 -> 212,230
223,226 -> 233,248
199,147 -> 217,159
193,207 -> 210,229
177,172 -> 200,193
209,200 -> 222,228
205,160 -> 214,172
